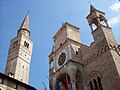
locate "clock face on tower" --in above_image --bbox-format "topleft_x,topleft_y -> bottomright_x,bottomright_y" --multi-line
58,53 -> 66,66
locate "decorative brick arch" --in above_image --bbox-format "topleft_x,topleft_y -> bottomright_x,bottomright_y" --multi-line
86,70 -> 102,83
86,70 -> 103,90
75,67 -> 85,79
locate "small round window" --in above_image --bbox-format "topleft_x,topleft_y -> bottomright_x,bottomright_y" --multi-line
58,53 -> 66,66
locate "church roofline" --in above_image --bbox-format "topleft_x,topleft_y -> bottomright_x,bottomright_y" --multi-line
90,4 -> 105,14
0,72 -> 36,90
86,5 -> 105,19
90,4 -> 96,12
65,22 -> 80,30
53,22 -> 79,39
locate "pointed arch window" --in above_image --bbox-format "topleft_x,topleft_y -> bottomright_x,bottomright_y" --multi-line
89,81 -> 93,90
93,79 -> 98,90
88,71 -> 103,90
98,76 -> 103,90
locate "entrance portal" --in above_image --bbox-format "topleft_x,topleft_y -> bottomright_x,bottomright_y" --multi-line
56,73 -> 71,90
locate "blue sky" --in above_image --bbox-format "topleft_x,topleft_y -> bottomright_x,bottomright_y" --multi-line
0,0 -> 120,90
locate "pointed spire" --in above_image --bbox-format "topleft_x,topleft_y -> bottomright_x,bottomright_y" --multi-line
20,11 -> 30,31
90,4 -> 96,12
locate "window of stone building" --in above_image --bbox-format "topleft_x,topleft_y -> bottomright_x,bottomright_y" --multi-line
26,67 -> 28,71
98,76 -> 103,90
117,45 -> 120,50
76,51 -> 78,55
49,61 -> 53,69
101,48 -> 104,53
0,77 -> 3,84
92,23 -> 97,30
13,40 -> 18,47
13,83 -> 17,89
89,77 -> 103,90
13,63 -> 16,66
8,72 -> 14,78
60,43 -> 62,46
19,63 -> 21,67
89,81 -> 93,90
8,81 -> 17,89
100,21 -> 106,26
93,79 -> 98,90
49,57 -> 54,70
24,41 -> 29,49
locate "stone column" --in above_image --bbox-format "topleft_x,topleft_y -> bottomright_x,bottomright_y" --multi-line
84,81 -> 88,90
90,24 -> 94,32
71,80 -> 76,90
53,77 -> 56,90
53,84 -> 56,90
68,43 -> 72,60
104,20 -> 109,27
97,17 -> 101,26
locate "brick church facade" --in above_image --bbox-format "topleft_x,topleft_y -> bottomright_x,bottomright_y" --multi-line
49,5 -> 120,90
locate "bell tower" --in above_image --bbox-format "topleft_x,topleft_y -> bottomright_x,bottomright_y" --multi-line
85,5 -> 120,90
49,22 -> 84,90
86,5 -> 117,46
49,4 -> 120,90
5,13 -> 33,84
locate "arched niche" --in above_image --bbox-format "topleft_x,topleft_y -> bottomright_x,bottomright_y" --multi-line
99,15 -> 108,26
56,73 -> 71,90
76,69 -> 84,90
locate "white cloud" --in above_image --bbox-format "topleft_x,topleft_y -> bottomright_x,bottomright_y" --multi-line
108,16 -> 120,26
109,2 -> 120,12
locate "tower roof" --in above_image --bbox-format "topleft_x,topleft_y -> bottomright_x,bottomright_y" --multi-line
53,22 -> 79,39
89,4 -> 105,15
19,12 -> 30,31
90,4 -> 96,12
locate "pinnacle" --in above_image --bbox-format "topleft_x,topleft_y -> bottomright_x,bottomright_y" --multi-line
90,4 -> 96,12
19,12 -> 30,31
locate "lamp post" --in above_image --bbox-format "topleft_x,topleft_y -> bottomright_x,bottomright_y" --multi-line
42,82 -> 47,90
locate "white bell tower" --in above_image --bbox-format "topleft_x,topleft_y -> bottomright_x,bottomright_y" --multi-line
5,13 -> 33,84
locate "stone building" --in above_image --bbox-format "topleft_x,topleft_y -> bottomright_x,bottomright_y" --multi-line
49,5 -> 120,90
0,72 -> 36,90
0,13 -> 36,90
